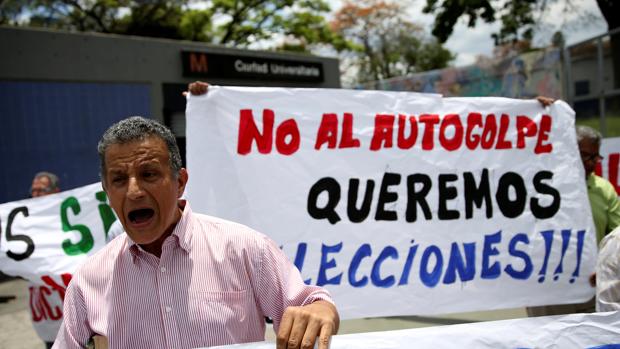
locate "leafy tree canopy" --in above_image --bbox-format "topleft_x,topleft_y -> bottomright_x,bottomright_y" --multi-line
422,0 -> 620,88
0,0 -> 347,52
332,0 -> 453,84
422,0 -> 616,46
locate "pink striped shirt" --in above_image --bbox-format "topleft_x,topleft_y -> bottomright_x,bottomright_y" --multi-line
53,201 -> 332,349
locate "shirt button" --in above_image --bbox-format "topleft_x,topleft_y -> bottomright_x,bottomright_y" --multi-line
165,306 -> 172,313
160,267 -> 166,273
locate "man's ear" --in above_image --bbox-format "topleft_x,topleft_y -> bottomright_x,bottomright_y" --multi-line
177,168 -> 188,198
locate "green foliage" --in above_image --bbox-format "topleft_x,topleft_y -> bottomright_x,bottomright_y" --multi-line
332,0 -> 453,83
414,41 -> 455,72
0,0 -> 31,25
423,0 -> 495,43
204,0 -> 340,49
120,2 -> 185,39
423,0 -> 616,46
490,0 -> 535,45
423,0 -> 620,91
178,9 -> 213,42
423,0 -> 538,45
0,0 -> 345,52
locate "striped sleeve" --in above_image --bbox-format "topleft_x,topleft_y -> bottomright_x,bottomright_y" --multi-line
597,230 -> 620,311
53,276 -> 93,349
255,234 -> 334,332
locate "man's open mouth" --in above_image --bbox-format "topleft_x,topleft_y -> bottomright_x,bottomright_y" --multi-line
128,208 -> 154,224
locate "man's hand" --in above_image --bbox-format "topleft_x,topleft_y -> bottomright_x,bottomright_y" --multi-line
183,81 -> 209,96
276,300 -> 339,349
589,272 -> 596,287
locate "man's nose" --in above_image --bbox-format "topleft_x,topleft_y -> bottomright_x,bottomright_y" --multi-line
126,178 -> 145,200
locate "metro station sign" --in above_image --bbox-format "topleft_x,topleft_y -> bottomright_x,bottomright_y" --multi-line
181,51 -> 324,82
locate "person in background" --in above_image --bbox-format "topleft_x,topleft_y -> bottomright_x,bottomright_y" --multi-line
29,171 -> 61,349
577,125 -> 620,244
527,124 -> 620,316
29,172 -> 123,348
31,172 -> 60,198
54,116 -> 339,349
583,125 -> 620,312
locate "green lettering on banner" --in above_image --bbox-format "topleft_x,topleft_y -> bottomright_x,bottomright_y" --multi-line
96,191 -> 117,239
60,197 -> 94,256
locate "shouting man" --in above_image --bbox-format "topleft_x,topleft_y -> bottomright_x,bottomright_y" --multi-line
54,116 -> 339,349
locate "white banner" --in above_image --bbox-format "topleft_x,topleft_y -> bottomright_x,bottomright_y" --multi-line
0,183 -> 115,281
208,311 -> 620,349
0,182 -> 115,340
186,87 -> 597,319
2,90 -> 615,328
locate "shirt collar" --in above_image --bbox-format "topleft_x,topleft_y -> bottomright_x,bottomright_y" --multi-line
127,200 -> 194,258
174,200 -> 193,253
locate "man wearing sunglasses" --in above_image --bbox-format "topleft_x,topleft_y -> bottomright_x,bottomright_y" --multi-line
577,125 -> 620,245
528,124 -> 620,317
581,123 -> 620,312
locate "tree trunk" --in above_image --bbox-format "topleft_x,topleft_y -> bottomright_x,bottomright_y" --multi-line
596,0 -> 620,88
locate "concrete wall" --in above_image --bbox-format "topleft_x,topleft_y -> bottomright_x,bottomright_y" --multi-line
0,26 -> 341,122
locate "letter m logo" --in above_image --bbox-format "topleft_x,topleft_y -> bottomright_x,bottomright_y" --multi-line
190,53 -> 208,73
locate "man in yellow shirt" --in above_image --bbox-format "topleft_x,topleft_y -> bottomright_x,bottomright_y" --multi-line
528,125 -> 620,316
578,125 -> 620,244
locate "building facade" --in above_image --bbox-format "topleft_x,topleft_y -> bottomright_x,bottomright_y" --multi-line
0,26 -> 340,202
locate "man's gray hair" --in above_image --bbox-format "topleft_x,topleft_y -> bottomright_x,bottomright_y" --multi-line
97,116 -> 182,179
34,171 -> 60,191
576,125 -> 602,146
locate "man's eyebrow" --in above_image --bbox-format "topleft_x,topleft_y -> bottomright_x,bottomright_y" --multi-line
139,159 -> 163,167
108,168 -> 126,175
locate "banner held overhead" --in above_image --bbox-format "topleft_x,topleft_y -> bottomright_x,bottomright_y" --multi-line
185,87 -> 597,319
